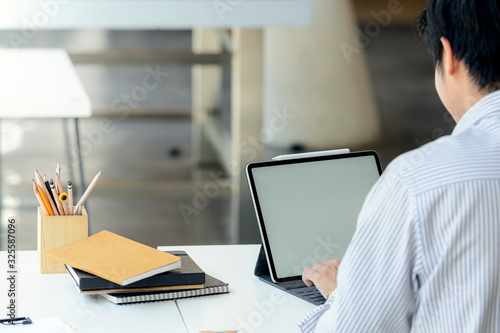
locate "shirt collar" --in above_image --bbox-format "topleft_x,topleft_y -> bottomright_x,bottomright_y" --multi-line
453,90 -> 500,136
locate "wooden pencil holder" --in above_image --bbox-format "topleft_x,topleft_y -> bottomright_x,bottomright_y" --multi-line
37,206 -> 88,274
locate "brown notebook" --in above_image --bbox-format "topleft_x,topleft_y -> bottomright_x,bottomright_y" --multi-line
44,230 -> 181,286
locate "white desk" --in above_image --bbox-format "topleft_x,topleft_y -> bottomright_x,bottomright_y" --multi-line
0,245 -> 316,332
0,251 -> 186,332
0,49 -> 91,118
159,245 -> 316,333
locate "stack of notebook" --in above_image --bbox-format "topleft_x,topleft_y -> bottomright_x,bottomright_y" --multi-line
101,274 -> 229,305
44,230 -> 229,304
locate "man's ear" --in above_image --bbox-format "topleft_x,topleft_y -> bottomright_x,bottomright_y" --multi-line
440,37 -> 458,76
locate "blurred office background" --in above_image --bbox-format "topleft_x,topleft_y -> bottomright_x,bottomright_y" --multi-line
0,0 -> 454,250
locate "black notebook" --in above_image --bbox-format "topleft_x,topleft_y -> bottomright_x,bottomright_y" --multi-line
66,251 -> 205,291
101,274 -> 229,304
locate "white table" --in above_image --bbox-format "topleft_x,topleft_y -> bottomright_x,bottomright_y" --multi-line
0,251 -> 186,332
160,245 -> 316,333
0,245 -> 316,332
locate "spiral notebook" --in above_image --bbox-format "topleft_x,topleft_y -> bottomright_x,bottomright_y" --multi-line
101,274 -> 229,304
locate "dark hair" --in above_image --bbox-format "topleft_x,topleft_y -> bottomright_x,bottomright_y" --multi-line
418,0 -> 500,91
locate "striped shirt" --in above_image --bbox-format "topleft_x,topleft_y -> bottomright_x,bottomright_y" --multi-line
298,90 -> 500,332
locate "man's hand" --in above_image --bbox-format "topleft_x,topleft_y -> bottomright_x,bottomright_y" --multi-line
302,259 -> 341,298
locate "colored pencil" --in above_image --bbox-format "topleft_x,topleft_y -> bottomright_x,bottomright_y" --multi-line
35,169 -> 59,216
73,170 -> 102,215
32,180 -> 50,216
37,184 -> 54,216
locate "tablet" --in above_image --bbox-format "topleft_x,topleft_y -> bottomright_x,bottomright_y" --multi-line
246,151 -> 383,283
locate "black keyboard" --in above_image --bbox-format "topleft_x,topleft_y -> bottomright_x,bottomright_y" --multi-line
271,279 -> 326,305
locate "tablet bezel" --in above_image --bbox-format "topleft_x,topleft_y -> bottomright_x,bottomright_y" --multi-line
246,151 -> 383,283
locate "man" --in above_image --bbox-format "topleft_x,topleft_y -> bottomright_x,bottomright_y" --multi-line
299,0 -> 500,332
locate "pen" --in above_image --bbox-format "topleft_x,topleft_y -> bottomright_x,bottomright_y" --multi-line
73,170 -> 102,215
68,181 -> 73,216
272,149 -> 351,161
44,176 -> 59,215
0,317 -> 32,325
37,185 -> 54,216
77,204 -> 82,216
35,169 -> 59,216
49,179 -> 65,215
32,180 -> 50,216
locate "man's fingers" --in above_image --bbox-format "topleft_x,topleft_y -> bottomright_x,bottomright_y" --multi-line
311,261 -> 339,274
303,263 -> 334,282
302,267 -> 318,286
302,262 -> 339,298
322,259 -> 341,268
312,262 -> 328,272
302,259 -> 341,296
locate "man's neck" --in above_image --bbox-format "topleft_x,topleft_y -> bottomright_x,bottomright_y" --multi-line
453,86 -> 492,122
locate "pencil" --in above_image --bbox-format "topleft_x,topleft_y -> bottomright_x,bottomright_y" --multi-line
73,170 -> 102,215
68,181 -> 73,216
37,184 -> 54,216
55,167 -> 64,195
32,180 -> 50,216
50,179 -> 65,215
56,162 -> 61,180
35,169 -> 59,216
43,174 -> 59,211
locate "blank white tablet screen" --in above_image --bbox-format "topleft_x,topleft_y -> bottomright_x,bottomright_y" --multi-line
251,155 -> 380,279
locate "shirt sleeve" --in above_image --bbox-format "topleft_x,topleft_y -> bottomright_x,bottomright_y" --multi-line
297,299 -> 335,333
299,167 -> 422,332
